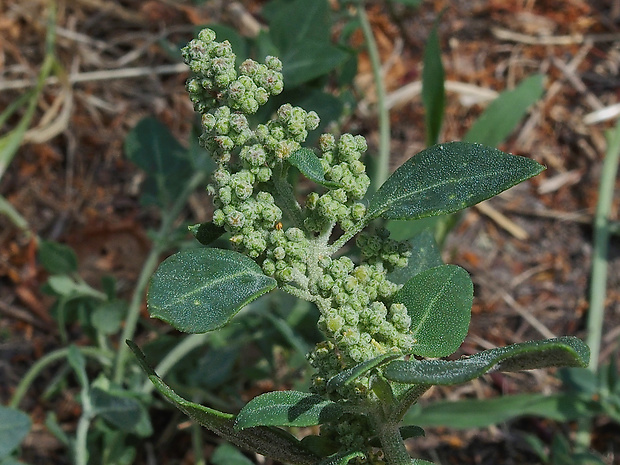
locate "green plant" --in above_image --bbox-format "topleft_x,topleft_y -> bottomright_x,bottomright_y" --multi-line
131,27 -> 590,465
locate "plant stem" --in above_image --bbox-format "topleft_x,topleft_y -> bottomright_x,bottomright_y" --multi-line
586,118 -> 620,372
375,419 -> 411,465
357,1 -> 391,192
576,118 -> 620,451
9,346 -> 112,409
113,171 -> 207,384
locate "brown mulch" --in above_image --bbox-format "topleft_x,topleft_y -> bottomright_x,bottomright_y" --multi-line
1,1 -> 619,464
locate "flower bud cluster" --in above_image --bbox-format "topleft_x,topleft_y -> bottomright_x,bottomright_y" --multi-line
255,104 -> 320,161
356,228 -> 411,272
304,133 -> 371,232
260,226 -> 310,284
314,256 -> 414,364
182,28 -> 283,115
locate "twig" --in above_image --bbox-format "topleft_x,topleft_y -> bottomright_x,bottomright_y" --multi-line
492,27 -> 620,45
0,63 -> 188,92
385,80 -> 499,110
475,201 -> 529,241
502,293 -> 556,340
584,103 -> 620,125
552,56 -> 604,111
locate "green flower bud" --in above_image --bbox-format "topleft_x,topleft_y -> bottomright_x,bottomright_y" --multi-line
320,133 -> 336,152
276,266 -> 293,282
256,166 -> 272,182
350,203 -> 366,220
212,209 -> 225,226
274,246 -> 286,260
226,210 -> 245,229
262,258 -> 276,275
198,28 -> 216,44
306,111 -> 320,130
218,186 -> 232,205
285,227 -> 305,242
265,55 -> 282,71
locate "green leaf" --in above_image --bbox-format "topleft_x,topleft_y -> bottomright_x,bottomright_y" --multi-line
289,148 -> 341,188
90,387 -> 152,436
148,248 -> 277,333
91,300 -> 126,335
188,222 -> 226,246
127,341 -> 319,465
124,117 -> 191,207
235,391 -> 343,430
366,142 -> 545,221
281,42 -> 350,88
411,459 -> 435,465
393,265 -> 473,357
38,240 -> 78,275
387,229 -> 443,285
384,337 -> 590,386
67,345 -> 88,388
399,425 -> 425,440
464,74 -> 544,147
403,392 -> 598,429
211,443 -> 254,465
327,353 -> 400,393
0,406 -> 31,459
317,450 -> 366,465
422,18 -> 445,146
269,0 -> 330,52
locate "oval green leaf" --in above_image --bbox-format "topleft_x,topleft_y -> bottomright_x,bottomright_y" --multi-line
148,248 -> 277,333
289,148 -> 341,188
235,391 -> 343,430
367,142 -> 545,220
384,336 -> 590,386
393,265 -> 473,358
127,341 -> 319,465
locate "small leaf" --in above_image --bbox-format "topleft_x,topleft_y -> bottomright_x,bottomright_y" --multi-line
464,74 -> 544,147
422,17 -> 445,146
367,142 -> 545,221
384,337 -> 590,386
91,300 -> 126,335
235,391 -> 343,430
289,148 -> 341,188
327,353 -> 400,393
38,240 -> 78,275
127,341 -> 319,465
317,450 -> 366,465
188,222 -> 226,246
393,265 -> 473,357
90,387 -> 152,436
0,406 -> 31,459
67,345 -> 88,388
148,248 -> 277,333
399,425 -> 425,440
387,229 -> 443,285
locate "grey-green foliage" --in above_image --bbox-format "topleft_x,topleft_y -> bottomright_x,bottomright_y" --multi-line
138,27 -> 589,465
